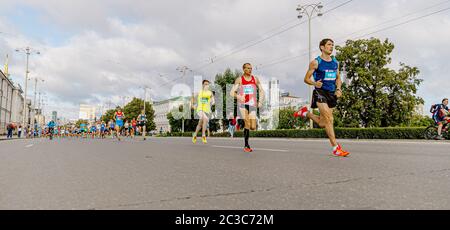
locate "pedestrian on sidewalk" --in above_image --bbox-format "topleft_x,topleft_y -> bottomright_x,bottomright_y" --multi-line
27,126 -> 32,139
6,123 -> 13,139
18,125 -> 22,138
228,113 -> 236,138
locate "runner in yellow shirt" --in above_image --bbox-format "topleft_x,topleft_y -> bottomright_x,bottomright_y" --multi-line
192,80 -> 215,144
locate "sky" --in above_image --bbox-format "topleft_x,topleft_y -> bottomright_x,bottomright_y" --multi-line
0,0 -> 449,120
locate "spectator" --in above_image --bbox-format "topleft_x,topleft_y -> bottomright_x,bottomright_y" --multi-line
228,113 -> 237,138
18,125 -> 22,138
6,123 -> 13,139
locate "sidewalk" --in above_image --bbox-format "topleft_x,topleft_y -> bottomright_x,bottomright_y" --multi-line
0,135 -> 24,141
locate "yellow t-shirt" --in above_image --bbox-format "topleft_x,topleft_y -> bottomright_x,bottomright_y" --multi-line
196,90 -> 212,113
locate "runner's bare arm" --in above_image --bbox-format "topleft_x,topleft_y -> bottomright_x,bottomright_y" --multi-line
255,77 -> 265,107
191,93 -> 197,109
335,63 -> 342,97
230,78 -> 244,102
336,63 -> 342,90
211,93 -> 216,106
304,60 -> 320,87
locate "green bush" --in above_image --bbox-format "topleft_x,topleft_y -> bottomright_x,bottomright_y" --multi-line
167,127 -> 428,139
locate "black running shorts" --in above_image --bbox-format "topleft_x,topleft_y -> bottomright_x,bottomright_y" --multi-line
311,89 -> 337,109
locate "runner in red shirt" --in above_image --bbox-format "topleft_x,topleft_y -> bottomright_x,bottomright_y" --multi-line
131,118 -> 137,138
230,63 -> 265,153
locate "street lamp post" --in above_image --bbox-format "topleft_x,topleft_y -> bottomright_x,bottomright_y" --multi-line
32,77 -> 44,130
33,77 -> 44,111
16,47 -> 40,130
141,86 -> 150,140
297,3 -> 323,129
176,66 -> 192,133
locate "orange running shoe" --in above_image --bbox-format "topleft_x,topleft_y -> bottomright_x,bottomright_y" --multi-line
202,136 -> 207,144
333,145 -> 350,157
244,147 -> 253,153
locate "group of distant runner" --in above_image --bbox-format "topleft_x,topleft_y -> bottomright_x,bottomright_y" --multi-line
44,109 -> 148,140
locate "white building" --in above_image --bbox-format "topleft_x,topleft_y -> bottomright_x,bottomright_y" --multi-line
279,92 -> 306,110
153,96 -> 189,133
35,113 -> 46,128
52,111 -> 58,122
259,79 -> 306,130
0,70 -> 14,133
79,104 -> 96,121
10,84 -> 24,126
259,79 -> 281,130
414,103 -> 425,116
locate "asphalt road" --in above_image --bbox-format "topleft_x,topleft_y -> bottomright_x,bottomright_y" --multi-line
1,137 -> 450,210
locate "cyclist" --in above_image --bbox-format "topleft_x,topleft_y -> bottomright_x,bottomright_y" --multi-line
433,98 -> 450,140
48,120 -> 56,140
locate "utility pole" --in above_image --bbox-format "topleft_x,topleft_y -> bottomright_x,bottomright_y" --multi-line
297,3 -> 323,129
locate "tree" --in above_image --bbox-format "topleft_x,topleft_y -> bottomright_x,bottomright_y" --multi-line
75,119 -> 88,128
167,108 -> 197,133
214,68 -> 242,129
167,106 -> 219,133
277,108 -> 308,130
123,97 -> 156,131
335,38 -> 424,128
102,108 -> 120,123
406,115 -> 434,127
101,98 -> 156,131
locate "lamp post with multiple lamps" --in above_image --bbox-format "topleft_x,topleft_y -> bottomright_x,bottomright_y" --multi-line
296,3 -> 323,129
15,47 -> 40,130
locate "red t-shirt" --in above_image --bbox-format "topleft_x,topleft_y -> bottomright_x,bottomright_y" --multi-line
239,75 -> 257,106
230,118 -> 237,126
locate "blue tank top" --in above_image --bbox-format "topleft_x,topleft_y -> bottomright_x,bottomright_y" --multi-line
115,111 -> 124,121
314,56 -> 339,92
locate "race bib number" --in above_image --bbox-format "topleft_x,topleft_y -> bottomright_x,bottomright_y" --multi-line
324,70 -> 337,81
243,85 -> 254,95
201,97 -> 209,104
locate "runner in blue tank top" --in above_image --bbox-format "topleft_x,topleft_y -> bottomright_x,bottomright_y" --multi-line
114,108 -> 125,141
295,38 -> 350,157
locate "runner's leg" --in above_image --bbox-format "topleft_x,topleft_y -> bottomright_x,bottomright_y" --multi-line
194,112 -> 204,136
438,122 -> 443,136
240,108 -> 251,148
316,103 -> 337,147
201,113 -> 209,137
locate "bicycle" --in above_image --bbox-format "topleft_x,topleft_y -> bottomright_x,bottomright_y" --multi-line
424,117 -> 450,140
48,127 -> 54,140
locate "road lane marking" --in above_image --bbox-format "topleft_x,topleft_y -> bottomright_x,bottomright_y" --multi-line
25,144 -> 34,148
212,145 -> 289,152
164,137 -> 450,145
